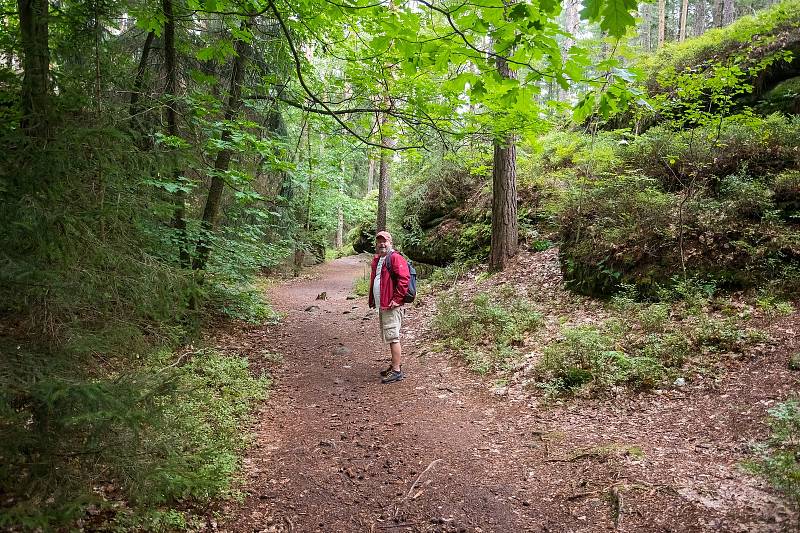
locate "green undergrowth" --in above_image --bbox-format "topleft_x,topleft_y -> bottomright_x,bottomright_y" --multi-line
0,124 -> 282,529
536,281 -> 769,397
746,397 -> 800,509
643,0 -> 800,96
428,275 -> 775,398
551,114 -> 800,297
0,348 -> 270,531
433,288 -> 543,374
353,275 -> 370,297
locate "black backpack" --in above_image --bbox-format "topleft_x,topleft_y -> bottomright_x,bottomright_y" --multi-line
385,251 -> 417,303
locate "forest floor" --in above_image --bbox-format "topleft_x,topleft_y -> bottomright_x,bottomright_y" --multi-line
206,251 -> 799,533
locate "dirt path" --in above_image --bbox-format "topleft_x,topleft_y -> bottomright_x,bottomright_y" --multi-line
214,254 -> 797,533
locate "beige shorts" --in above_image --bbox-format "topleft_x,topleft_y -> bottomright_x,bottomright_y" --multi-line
379,306 -> 405,344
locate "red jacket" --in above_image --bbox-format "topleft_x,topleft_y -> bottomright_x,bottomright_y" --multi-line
368,251 -> 410,310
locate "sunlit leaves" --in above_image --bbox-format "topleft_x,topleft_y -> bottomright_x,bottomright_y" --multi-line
580,0 -> 638,37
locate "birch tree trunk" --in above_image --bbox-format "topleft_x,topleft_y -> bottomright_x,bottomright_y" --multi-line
658,0 -> 666,47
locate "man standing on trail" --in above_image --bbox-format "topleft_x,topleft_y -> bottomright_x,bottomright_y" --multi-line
368,231 -> 411,384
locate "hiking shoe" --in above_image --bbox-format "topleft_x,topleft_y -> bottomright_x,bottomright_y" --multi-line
379,365 -> 400,377
381,369 -> 404,384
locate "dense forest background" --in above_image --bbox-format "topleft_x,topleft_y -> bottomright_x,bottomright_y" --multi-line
1,0 -> 798,528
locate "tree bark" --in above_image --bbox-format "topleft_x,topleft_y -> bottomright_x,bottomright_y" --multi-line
376,125 -> 390,233
658,0 -> 666,47
193,20 -> 252,271
693,0 -> 707,36
489,55 -> 518,273
639,3 -> 652,51
366,152 -> 376,194
679,0 -> 689,41
336,165 -> 344,249
129,30 -> 155,127
722,0 -> 735,26
162,0 -> 190,268
17,0 -> 50,136
712,0 -> 723,27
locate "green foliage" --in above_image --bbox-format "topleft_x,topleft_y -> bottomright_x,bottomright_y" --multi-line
638,303 -> 671,333
352,276 -> 370,297
0,348 -> 269,529
557,115 -> 800,297
773,170 -> 800,222
746,397 -> 800,506
538,324 -> 669,394
433,290 -> 542,374
644,0 -> 800,98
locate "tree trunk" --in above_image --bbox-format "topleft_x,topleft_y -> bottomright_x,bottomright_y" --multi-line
722,0 -> 735,26
712,0 -> 723,27
336,166 -> 344,249
366,153 -> 376,194
162,0 -> 190,268
693,0 -> 707,36
130,30 -> 155,127
658,0 -> 666,47
489,55 -> 518,273
679,0 -> 689,41
376,126 -> 390,233
639,3 -> 651,51
193,20 -> 252,271
17,0 -> 50,136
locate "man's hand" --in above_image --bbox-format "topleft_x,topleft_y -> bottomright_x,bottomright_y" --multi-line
388,301 -> 400,309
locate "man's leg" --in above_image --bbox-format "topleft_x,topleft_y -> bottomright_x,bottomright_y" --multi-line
389,340 -> 402,372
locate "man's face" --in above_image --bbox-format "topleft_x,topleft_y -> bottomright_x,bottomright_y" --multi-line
376,237 -> 390,256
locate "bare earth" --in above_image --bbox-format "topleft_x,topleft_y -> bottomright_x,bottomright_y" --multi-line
209,252 -> 798,533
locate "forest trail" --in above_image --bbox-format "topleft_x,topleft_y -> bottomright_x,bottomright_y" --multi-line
213,254 -> 797,533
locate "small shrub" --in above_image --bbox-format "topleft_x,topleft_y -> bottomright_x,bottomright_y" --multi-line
610,284 -> 640,312
755,292 -> 795,322
719,173 -> 773,220
693,316 -> 764,351
352,276 -> 370,297
638,303 -> 671,333
638,332 -> 690,368
207,282 -> 279,324
746,397 -> 800,507
772,170 -> 800,221
433,291 -> 542,374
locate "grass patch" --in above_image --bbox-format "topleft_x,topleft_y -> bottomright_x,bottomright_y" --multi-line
353,276 -> 370,297
433,290 -> 542,374
746,397 -> 800,508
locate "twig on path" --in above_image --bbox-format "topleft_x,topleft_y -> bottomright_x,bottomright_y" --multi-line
610,485 -> 624,530
376,522 -> 419,529
567,490 -> 602,501
393,458 -> 443,518
405,459 -> 443,500
544,451 -> 601,463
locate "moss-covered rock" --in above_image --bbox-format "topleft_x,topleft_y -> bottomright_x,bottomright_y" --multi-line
757,76 -> 800,115
558,175 -> 800,297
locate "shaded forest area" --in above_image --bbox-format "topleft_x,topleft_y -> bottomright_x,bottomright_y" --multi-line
1,0 -> 798,529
